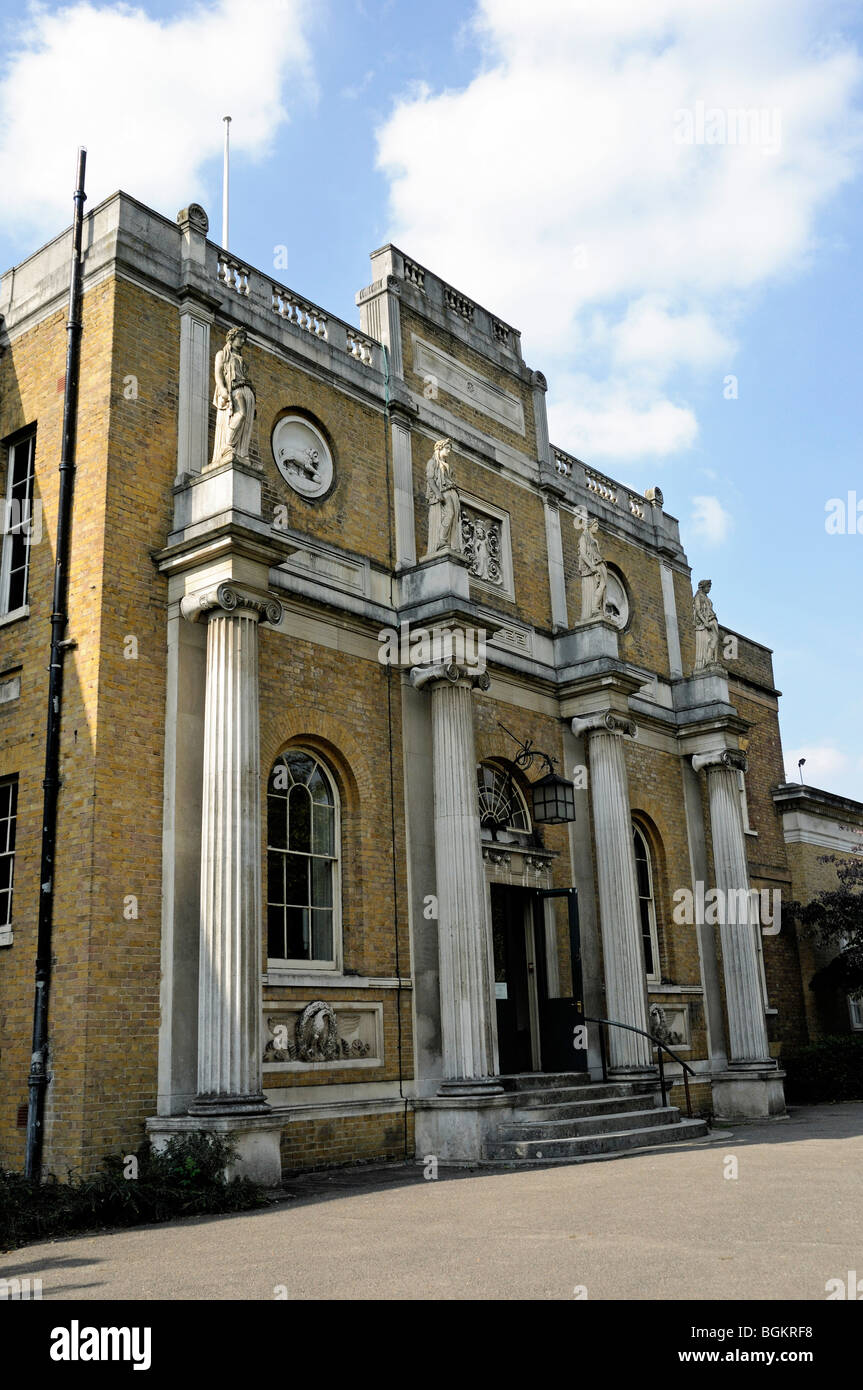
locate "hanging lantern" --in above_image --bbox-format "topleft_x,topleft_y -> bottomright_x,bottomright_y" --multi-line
530,769 -> 577,825
496,721 -> 577,826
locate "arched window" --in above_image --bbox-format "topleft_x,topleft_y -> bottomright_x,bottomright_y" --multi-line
633,823 -> 661,983
267,749 -> 339,967
477,761 -> 532,837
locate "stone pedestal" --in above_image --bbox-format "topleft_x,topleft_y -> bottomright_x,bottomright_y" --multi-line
411,661 -> 502,1093
573,712 -> 654,1078
180,583 -> 283,1117
147,1112 -> 283,1185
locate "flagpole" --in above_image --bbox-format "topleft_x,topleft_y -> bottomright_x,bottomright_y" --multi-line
222,115 -> 231,250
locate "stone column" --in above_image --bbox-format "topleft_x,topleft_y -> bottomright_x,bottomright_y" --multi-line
411,661 -> 502,1093
181,583 -> 283,1114
390,402 -> 417,568
572,712 -> 654,1076
691,749 -> 772,1066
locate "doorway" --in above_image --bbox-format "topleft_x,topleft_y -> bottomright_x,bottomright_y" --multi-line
491,884 -> 542,1074
490,882 -> 588,1075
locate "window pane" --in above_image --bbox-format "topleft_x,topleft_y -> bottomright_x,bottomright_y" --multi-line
286,752 -> 316,786
312,803 -> 334,856
284,852 -> 308,907
267,792 -> 287,849
266,851 -> 284,907
311,856 -> 333,909
288,784 -> 311,851
267,904 -> 285,959
307,765 -> 332,804
311,910 -> 333,961
0,855 -> 12,892
285,906 -> 309,959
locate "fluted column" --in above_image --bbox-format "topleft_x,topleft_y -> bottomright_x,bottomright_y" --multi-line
181,583 -> 283,1113
411,661 -> 501,1093
573,712 -> 654,1075
692,749 -> 772,1066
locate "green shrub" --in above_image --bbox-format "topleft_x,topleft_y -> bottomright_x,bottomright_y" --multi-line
782,1034 -> 863,1104
0,1132 -> 268,1252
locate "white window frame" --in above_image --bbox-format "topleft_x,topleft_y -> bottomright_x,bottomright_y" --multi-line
477,760 -> 532,838
266,749 -> 342,972
0,773 -> 19,947
848,994 -> 863,1031
633,823 -> 661,984
0,433 -> 36,618
738,768 -> 757,837
753,918 -> 771,1009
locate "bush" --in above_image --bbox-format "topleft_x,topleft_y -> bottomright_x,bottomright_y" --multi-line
0,1132 -> 268,1252
782,1034 -> 863,1104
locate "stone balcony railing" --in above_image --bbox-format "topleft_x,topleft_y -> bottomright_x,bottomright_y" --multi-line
213,246 -> 380,372
551,445 -> 651,522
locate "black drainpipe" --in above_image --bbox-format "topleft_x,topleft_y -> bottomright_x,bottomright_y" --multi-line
25,148 -> 87,1180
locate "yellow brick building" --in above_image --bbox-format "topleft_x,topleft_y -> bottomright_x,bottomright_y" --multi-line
0,192 -> 859,1179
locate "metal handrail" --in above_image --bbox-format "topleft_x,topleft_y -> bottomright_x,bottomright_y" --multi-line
584,1015 -> 696,1117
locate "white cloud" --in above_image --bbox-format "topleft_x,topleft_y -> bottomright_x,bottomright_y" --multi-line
689,494 -> 732,545
784,745 -> 863,800
550,374 -> 697,462
376,0 -> 863,464
0,1 -> 314,238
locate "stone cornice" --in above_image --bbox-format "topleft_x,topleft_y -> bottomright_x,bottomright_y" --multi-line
180,582 -> 283,626
409,662 -> 491,693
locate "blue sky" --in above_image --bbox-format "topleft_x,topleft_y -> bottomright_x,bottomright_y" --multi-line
1,0 -> 861,796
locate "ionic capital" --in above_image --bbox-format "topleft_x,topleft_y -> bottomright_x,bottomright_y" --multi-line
571,711 -> 638,741
691,748 -> 748,775
410,662 -> 491,694
180,582 -> 283,626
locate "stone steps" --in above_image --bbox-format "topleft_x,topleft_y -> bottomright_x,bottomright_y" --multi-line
487,1117 -> 709,1162
485,1072 -> 710,1165
510,1094 -> 648,1122
499,1104 -> 684,1141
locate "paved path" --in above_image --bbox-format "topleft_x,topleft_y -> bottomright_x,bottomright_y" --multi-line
3,1104 -> 861,1300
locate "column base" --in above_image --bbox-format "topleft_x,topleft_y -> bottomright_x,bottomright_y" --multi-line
146,1112 -> 283,1186
438,1077 -> 505,1098
609,1065 -> 659,1085
711,1067 -> 787,1122
188,1091 -> 270,1117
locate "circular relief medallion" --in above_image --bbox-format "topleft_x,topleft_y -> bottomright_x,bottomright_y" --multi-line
272,415 -> 334,499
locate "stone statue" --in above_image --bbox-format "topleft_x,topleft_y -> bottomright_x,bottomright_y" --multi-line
575,513 -> 608,621
473,519 -> 491,579
693,578 -> 721,671
211,326 -> 256,468
424,438 -> 462,555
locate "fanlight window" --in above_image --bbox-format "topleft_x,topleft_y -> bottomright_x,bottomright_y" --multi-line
477,762 -> 531,834
267,750 -> 338,966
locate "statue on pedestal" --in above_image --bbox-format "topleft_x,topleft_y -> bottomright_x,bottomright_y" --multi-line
575,513 -> 608,621
211,326 -> 256,468
693,578 -> 721,670
424,437 -> 462,556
